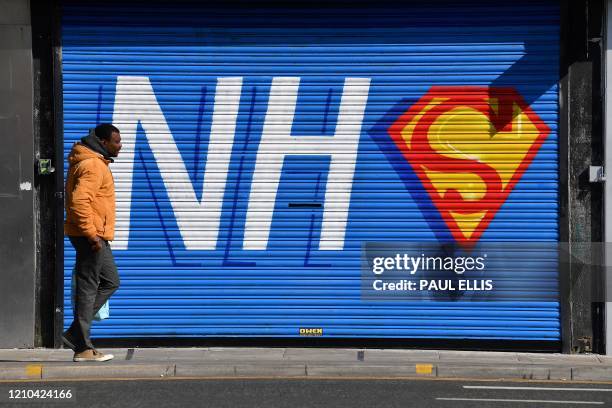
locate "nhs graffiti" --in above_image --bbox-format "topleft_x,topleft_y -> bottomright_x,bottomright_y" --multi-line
106,75 -> 553,254
110,76 -> 371,251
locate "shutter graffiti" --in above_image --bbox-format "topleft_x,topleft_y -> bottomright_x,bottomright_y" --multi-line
109,78 -> 549,251
62,0 -> 560,340
387,87 -> 550,246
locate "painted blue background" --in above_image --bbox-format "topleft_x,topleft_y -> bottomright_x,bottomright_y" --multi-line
62,1 -> 560,340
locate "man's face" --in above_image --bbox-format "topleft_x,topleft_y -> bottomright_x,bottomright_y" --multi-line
101,131 -> 122,158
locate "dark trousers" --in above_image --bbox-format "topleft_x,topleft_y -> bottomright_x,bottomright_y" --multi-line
64,236 -> 120,352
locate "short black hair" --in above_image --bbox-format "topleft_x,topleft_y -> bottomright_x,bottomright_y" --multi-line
95,123 -> 120,141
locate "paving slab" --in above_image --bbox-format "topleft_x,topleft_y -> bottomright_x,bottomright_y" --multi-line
598,355 -> 612,364
0,349 -> 73,362
438,350 -> 519,362
363,349 -> 439,362
517,353 -> 603,365
282,348 -> 363,362
129,348 -> 208,362
203,348 -> 286,361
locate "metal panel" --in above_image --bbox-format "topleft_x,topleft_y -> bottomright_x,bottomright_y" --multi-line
606,0 -> 612,355
0,0 -> 35,348
62,1 -> 560,341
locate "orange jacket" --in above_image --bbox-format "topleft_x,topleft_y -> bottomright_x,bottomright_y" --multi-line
64,143 -> 116,241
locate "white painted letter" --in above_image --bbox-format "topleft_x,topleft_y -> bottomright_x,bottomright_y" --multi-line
111,76 -> 242,250
243,77 -> 370,250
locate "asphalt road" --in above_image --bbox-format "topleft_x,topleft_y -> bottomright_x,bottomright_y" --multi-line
0,378 -> 611,408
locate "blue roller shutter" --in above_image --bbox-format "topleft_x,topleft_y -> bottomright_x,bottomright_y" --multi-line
62,1 -> 560,342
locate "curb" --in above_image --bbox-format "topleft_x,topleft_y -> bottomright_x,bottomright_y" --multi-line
42,364 -> 175,380
1,362 -> 610,382
571,367 -> 612,381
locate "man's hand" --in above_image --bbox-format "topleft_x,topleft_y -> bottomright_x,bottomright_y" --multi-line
89,236 -> 103,253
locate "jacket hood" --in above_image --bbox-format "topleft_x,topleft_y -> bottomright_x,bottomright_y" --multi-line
68,129 -> 114,165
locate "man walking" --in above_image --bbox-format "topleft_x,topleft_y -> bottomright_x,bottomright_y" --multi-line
63,123 -> 122,362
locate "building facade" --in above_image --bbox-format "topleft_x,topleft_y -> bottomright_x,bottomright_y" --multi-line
0,0 -> 607,353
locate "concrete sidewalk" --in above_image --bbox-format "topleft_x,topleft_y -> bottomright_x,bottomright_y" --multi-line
0,348 -> 610,382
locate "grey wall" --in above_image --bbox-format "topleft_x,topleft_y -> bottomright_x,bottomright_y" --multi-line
0,0 -> 35,348
605,0 -> 612,356
560,0 -> 606,354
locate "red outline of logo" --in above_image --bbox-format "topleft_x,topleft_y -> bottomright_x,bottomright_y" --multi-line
387,86 -> 550,246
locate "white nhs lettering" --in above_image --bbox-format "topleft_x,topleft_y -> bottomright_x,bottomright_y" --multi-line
110,75 -> 371,251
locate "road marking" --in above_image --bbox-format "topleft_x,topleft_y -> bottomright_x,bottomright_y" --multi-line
25,364 -> 42,379
415,364 -> 433,375
464,386 -> 612,392
436,398 -> 603,405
